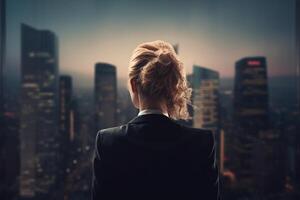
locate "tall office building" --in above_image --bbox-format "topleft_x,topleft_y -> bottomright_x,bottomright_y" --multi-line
192,65 -> 220,131
2,111 -> 19,200
191,65 -> 221,180
0,0 -> 5,117
20,24 -> 59,199
59,75 -> 73,142
233,57 -> 269,196
94,63 -> 117,131
58,75 -> 73,192
295,0 -> 300,191
0,1 -> 6,198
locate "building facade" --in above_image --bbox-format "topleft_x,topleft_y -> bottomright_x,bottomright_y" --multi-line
192,65 -> 220,131
233,57 -> 270,196
58,75 -> 73,196
94,63 -> 117,131
2,112 -> 19,200
295,0 -> 300,193
0,0 -> 5,117
20,24 -> 59,199
59,75 -> 73,142
0,0 -> 6,198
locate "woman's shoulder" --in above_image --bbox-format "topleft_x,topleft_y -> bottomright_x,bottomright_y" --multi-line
178,124 -> 214,139
96,123 -> 215,152
95,125 -> 127,147
177,124 -> 216,150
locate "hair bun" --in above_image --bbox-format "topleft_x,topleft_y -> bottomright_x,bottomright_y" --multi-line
157,50 -> 172,66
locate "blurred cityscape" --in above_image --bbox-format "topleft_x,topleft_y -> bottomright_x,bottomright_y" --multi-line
1,0 -> 300,200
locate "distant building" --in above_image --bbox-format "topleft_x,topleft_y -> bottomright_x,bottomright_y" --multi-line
0,0 -> 6,198
2,112 -> 19,200
94,63 -> 117,131
191,65 -> 221,182
20,24 -> 59,199
233,57 -> 270,196
0,0 -> 5,117
59,75 -> 73,142
295,0 -> 300,192
297,0 -> 300,112
58,75 -> 73,189
192,65 -> 220,132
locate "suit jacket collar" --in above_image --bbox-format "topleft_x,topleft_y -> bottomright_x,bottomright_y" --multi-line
138,109 -> 169,117
128,113 -> 175,125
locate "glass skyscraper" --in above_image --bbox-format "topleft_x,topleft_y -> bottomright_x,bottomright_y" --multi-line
233,57 -> 269,196
192,65 -> 220,131
20,24 -> 59,199
94,63 -> 117,131
59,75 -> 73,142
0,0 -> 5,118
0,1 -> 6,196
58,75 -> 73,195
295,0 -> 300,190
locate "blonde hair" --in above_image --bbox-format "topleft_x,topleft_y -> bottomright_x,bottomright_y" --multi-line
129,40 -> 192,120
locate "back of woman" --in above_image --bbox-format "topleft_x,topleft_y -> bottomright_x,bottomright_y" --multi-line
92,40 -> 220,200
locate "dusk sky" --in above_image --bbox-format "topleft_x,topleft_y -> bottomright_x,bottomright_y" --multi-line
5,0 -> 296,88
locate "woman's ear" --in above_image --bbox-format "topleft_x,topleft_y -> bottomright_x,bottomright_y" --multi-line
130,78 -> 138,93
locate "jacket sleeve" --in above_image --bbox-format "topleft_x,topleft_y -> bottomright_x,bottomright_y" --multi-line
91,131 -> 105,200
205,130 -> 220,200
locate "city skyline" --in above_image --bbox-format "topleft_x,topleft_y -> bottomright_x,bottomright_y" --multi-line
4,0 -> 296,89
0,1 -> 299,200
0,20 -> 299,199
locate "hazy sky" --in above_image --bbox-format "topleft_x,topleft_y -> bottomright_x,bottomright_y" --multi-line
5,0 -> 296,88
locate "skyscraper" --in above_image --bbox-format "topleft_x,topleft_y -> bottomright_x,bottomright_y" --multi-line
58,75 -> 73,194
295,0 -> 300,191
192,65 -> 220,131
59,75 -> 73,142
0,1 -> 6,198
0,0 -> 5,117
233,57 -> 269,196
20,24 -> 59,199
2,111 -> 19,200
191,65 -> 221,181
94,63 -> 117,131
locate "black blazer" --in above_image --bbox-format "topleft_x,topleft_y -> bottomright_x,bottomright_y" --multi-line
92,114 -> 220,200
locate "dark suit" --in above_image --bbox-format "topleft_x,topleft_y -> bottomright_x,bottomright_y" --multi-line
92,114 -> 220,200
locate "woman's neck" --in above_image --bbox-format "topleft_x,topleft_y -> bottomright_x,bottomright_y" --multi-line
138,96 -> 168,114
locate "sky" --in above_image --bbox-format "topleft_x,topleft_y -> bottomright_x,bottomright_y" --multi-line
5,0 -> 296,88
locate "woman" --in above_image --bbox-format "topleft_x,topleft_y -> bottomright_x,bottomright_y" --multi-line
92,40 -> 220,200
